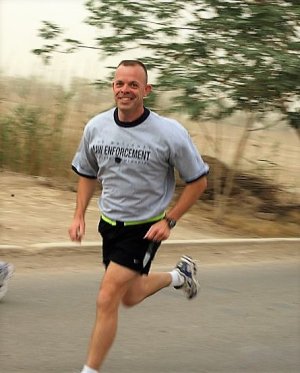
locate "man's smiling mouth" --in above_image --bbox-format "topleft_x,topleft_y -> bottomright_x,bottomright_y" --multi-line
118,96 -> 134,103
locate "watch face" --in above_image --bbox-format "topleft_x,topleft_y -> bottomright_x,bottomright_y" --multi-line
167,218 -> 176,229
170,220 -> 176,228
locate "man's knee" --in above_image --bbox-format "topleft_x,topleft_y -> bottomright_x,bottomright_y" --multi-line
96,284 -> 121,312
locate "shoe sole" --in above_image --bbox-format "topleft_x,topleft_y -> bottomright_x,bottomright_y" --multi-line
1,263 -> 14,284
0,264 -> 14,301
0,283 -> 8,300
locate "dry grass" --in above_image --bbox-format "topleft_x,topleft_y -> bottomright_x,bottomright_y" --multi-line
1,75 -> 299,237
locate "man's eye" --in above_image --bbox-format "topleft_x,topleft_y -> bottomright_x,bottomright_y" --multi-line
130,83 -> 138,88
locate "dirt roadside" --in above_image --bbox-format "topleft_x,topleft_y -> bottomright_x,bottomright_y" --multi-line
1,241 -> 299,274
0,172 -> 299,272
0,171 -> 244,249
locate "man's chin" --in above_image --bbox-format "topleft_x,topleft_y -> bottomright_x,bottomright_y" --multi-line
117,102 -> 134,111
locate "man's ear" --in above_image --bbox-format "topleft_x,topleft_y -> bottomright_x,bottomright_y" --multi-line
144,84 -> 152,97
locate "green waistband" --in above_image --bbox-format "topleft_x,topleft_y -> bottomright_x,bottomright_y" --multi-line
101,212 -> 165,226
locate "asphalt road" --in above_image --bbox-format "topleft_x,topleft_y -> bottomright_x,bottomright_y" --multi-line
1,261 -> 299,373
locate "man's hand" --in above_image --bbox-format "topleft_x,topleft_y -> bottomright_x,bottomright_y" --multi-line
68,176 -> 97,243
68,217 -> 85,242
144,219 -> 170,242
144,176 -> 208,243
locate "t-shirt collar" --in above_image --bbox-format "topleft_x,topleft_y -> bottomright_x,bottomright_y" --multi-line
114,107 -> 150,128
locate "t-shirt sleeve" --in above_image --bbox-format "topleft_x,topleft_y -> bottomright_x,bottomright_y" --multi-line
71,125 -> 98,178
170,127 -> 209,183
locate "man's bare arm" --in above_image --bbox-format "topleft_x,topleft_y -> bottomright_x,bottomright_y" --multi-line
69,176 -> 98,242
144,176 -> 207,242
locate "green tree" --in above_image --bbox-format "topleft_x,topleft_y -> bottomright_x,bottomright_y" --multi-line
33,0 -> 300,133
33,0 -> 300,216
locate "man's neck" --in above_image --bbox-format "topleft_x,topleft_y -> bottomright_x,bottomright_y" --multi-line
117,107 -> 144,123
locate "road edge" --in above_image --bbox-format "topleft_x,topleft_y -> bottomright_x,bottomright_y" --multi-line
0,237 -> 299,255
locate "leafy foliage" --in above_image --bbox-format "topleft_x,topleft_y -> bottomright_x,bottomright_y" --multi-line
33,0 -> 300,133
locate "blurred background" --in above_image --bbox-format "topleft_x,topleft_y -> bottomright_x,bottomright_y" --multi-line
0,0 -> 299,238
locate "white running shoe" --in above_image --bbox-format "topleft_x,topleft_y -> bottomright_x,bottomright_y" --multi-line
0,262 -> 14,300
173,255 -> 199,300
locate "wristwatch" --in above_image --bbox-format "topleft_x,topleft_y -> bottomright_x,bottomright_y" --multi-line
165,216 -> 177,229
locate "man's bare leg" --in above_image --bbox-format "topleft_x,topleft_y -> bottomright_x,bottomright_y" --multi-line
122,272 -> 172,307
85,263 -> 135,370
84,263 -> 172,371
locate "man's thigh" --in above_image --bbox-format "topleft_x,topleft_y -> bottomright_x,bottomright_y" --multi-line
99,261 -> 141,298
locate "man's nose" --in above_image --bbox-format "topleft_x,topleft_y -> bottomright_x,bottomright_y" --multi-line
120,84 -> 130,92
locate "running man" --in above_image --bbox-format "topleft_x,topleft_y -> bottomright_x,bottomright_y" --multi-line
69,60 -> 209,373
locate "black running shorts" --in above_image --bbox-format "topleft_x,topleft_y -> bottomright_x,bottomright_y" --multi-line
98,218 -> 161,275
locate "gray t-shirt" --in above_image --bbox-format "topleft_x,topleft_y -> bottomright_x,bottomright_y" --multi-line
72,108 -> 209,221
